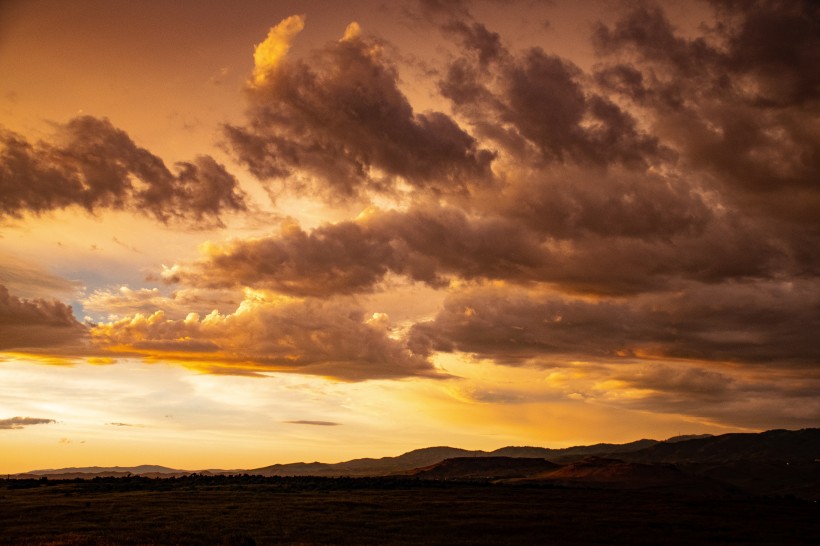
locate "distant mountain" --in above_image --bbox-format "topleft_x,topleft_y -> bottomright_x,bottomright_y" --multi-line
664,434 -> 713,443
248,442 -> 667,477
399,454 -> 735,495
16,428 -> 819,482
250,447 -> 477,477
407,457 -> 559,480
491,439 -> 659,463
25,465 -> 183,476
621,428 -> 820,464
506,456 -> 737,495
528,456 -> 693,487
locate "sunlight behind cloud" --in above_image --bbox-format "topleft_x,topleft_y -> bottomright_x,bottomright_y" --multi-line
252,14 -> 306,86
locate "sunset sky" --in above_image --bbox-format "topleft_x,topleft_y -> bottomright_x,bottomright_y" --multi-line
2,0 -> 819,474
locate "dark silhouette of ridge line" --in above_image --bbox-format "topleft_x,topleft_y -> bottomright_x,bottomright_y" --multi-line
620,428 -> 820,463
405,456 -> 560,480
13,428 -> 818,480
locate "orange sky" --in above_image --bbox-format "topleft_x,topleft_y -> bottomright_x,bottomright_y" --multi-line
1,0 -> 818,474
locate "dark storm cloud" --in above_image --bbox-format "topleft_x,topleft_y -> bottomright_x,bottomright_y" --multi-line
0,116 -> 246,225
169,2 -> 817,305
443,20 -> 504,66
181,220 -> 396,296
170,206 -> 545,296
610,363 -> 820,429
171,194 -> 792,298
0,417 -> 56,430
225,21 -> 494,201
593,1 -> 820,235
439,23 -> 665,168
498,167 -> 712,240
0,284 -> 87,351
408,281 -> 820,368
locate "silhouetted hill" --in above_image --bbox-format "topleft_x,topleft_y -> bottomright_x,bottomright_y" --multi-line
27,465 -> 182,475
407,457 -> 559,480
621,428 -> 820,463
17,429 -> 818,483
248,443 -> 665,477
493,439 -> 659,463
665,434 -> 713,443
507,456 -> 734,494
250,447 -> 478,477
682,460 -> 820,500
528,457 -> 691,486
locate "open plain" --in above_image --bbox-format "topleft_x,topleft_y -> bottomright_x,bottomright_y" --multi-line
2,475 -> 818,545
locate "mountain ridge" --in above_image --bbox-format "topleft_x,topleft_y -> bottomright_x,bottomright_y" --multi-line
14,428 -> 818,479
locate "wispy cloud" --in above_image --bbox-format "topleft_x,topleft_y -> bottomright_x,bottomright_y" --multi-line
0,416 -> 55,430
284,420 -> 341,426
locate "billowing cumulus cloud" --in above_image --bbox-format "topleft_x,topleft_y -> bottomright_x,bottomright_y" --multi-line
438,23 -> 665,168
0,116 -> 246,225
82,286 -> 241,321
226,17 -> 494,201
91,291 -> 440,381
252,14 -> 306,87
593,1 -> 820,240
196,5 -> 813,303
166,197 -> 791,297
0,416 -> 56,430
163,206 -> 545,296
0,284 -> 87,351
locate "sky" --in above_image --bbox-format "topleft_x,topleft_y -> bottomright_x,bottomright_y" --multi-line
1,0 -> 819,473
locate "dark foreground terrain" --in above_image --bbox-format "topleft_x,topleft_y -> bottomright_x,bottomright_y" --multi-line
1,475 -> 818,545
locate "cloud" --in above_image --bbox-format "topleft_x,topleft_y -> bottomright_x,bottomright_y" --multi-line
164,206 -> 545,296
0,116 -> 246,225
225,16 -> 494,201
5,1 -> 817,434
0,284 -> 87,351
91,290 -> 442,381
82,285 -> 241,321
592,1 -> 820,239
0,258 -> 81,300
284,420 -> 341,426
606,362 -> 820,429
166,194 -> 793,298
0,416 -> 56,430
442,19 -> 504,67
438,21 -> 665,168
252,14 -> 306,86
408,280 -> 820,368
188,8 -> 810,300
